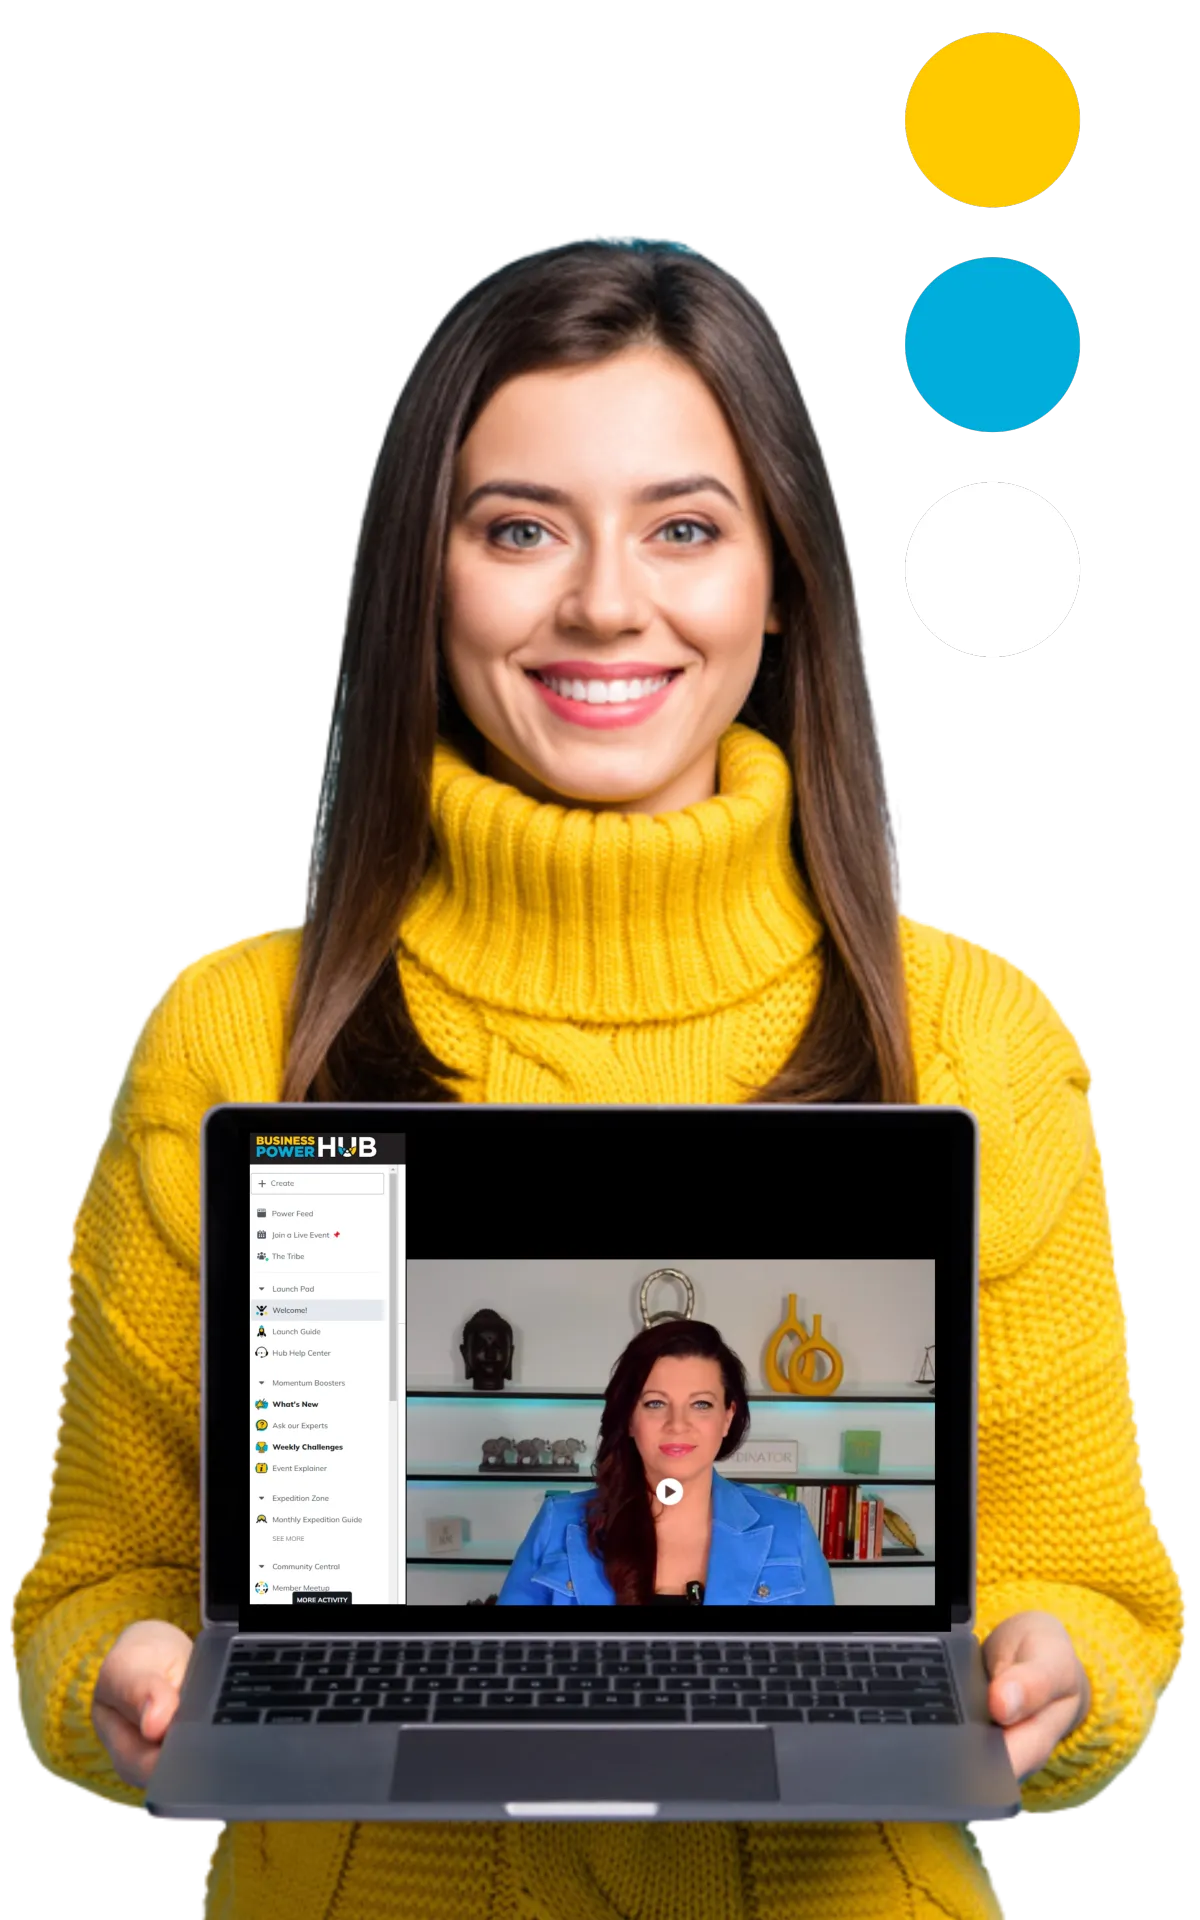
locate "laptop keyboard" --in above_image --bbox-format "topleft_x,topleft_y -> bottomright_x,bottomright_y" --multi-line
213,1639 -> 961,1726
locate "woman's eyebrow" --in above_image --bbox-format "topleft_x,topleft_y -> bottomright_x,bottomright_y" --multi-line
459,473 -> 742,515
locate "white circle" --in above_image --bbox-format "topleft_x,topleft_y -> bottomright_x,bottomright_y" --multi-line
656,1477 -> 683,1505
905,481 -> 1080,657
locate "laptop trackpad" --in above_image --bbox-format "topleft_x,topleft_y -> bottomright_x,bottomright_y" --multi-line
391,1728 -> 778,1803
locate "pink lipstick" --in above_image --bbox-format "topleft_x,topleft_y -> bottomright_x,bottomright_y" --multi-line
525,661 -> 683,731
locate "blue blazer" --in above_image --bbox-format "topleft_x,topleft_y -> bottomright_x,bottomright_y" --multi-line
496,1471 -> 835,1606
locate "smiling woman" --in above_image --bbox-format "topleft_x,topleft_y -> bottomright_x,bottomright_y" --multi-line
280,238 -> 913,1113
441,350 -> 780,812
14,236 -> 1183,1920
496,1319 -> 835,1609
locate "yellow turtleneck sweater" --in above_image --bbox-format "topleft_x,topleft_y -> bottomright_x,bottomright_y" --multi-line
13,724 -> 1182,1920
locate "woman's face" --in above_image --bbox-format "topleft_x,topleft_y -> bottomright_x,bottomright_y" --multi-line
627,1353 -> 736,1492
441,345 -> 780,814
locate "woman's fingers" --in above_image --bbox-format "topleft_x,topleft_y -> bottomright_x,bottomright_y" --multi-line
92,1695 -> 172,1789
999,1687 -> 1085,1782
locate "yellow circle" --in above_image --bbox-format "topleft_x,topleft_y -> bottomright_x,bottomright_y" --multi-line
906,32 -> 1079,207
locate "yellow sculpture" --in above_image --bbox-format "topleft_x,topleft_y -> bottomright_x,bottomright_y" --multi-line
765,1294 -> 844,1397
764,1292 -> 814,1389
787,1313 -> 843,1396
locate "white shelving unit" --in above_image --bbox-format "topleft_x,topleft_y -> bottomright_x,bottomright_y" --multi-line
406,1383 -> 935,1607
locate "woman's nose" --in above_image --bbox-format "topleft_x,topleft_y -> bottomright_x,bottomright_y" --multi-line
559,531 -> 652,639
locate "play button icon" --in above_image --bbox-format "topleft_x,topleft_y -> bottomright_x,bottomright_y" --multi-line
656,1477 -> 683,1505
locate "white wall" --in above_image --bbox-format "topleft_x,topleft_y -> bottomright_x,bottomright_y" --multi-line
407,1256 -> 935,1390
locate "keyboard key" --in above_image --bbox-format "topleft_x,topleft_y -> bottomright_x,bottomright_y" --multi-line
317,1708 -> 364,1723
757,1708 -> 808,1722
219,1681 -> 303,1697
910,1709 -> 959,1724
223,1692 -> 319,1711
434,1706 -> 687,1723
213,1710 -> 260,1724
693,1707 -> 754,1722
808,1708 -> 856,1722
864,1682 -> 953,1701
264,1708 -> 312,1724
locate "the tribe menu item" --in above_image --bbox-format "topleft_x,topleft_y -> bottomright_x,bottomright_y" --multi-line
249,1132 -> 405,1605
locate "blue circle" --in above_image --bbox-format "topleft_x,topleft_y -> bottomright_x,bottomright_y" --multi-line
905,257 -> 1079,431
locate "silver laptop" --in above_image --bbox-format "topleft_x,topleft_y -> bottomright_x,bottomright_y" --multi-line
147,1101 -> 1019,1822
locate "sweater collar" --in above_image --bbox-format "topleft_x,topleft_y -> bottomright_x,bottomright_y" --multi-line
399,721 -> 822,1024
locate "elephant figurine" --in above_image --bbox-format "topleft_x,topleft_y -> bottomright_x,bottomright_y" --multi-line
479,1436 -> 514,1468
514,1437 -> 549,1468
549,1437 -> 586,1469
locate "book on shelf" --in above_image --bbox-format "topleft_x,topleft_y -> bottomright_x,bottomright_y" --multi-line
793,1483 -> 919,1560
721,1477 -> 915,1561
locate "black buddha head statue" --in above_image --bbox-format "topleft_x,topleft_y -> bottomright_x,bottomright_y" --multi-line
460,1307 -> 514,1391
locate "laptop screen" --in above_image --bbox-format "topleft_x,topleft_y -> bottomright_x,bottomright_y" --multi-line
206,1104 -> 974,1633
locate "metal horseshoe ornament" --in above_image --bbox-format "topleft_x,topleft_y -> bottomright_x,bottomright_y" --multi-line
639,1268 -> 695,1328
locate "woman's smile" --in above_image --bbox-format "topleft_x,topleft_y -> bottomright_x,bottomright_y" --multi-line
658,1442 -> 697,1456
522,664 -> 683,729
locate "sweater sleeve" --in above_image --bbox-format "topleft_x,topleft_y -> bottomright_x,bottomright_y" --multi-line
939,939 -> 1184,1812
11,988 -> 213,1807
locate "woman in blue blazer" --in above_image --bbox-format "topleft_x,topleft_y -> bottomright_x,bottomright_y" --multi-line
498,1319 -> 834,1607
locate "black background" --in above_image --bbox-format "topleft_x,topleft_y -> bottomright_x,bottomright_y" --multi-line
16,30 -> 1182,1920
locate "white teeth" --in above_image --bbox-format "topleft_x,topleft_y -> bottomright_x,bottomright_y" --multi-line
539,673 -> 671,704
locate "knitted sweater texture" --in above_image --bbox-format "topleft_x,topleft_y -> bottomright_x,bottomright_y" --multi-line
13,723 -> 1182,1919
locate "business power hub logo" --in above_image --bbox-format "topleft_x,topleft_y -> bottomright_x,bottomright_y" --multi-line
253,1135 -> 378,1159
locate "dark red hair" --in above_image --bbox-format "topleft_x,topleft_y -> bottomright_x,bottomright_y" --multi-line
585,1320 -> 750,1605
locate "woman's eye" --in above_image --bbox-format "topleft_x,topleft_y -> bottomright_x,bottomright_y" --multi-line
643,1399 -> 665,1410
489,518 -> 549,549
489,514 -> 721,552
656,518 -> 721,549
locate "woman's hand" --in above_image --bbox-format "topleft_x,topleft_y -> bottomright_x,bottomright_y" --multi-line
92,1619 -> 194,1788
981,1608 -> 1090,1781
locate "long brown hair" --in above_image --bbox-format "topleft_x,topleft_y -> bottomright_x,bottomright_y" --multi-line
280,238 -> 916,1105
585,1321 -> 751,1606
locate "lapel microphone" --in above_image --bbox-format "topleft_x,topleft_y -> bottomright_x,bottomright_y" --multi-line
685,1580 -> 705,1605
